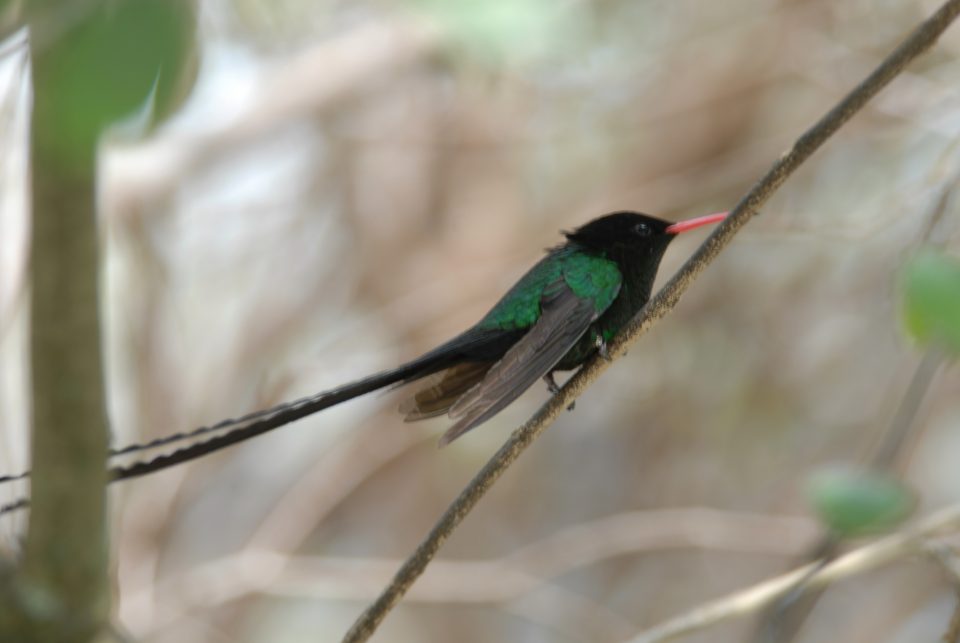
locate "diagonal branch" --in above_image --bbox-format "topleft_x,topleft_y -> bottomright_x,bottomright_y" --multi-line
341,1 -> 960,640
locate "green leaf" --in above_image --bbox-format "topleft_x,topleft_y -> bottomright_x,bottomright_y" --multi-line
902,250 -> 960,354
806,466 -> 914,538
31,0 -> 196,176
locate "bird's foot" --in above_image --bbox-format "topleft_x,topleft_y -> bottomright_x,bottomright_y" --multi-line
543,372 -> 561,395
544,373 -> 576,411
595,335 -> 612,361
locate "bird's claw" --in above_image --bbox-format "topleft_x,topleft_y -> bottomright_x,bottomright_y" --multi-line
544,373 -> 576,411
595,334 -> 611,362
543,373 -> 561,395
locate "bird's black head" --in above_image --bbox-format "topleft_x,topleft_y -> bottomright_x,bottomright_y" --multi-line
564,211 -> 676,261
564,209 -> 727,276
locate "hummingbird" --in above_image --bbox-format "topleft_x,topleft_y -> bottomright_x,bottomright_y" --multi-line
102,210 -> 727,480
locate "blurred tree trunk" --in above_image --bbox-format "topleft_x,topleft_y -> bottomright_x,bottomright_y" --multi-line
21,166 -> 111,638
0,2 -> 193,638
0,23 -> 111,643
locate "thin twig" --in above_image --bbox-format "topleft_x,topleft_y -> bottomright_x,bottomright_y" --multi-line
946,600 -> 960,643
924,543 -> 960,643
925,542 -> 960,586
341,1 -> 960,640
624,504 -> 960,643
871,347 -> 945,472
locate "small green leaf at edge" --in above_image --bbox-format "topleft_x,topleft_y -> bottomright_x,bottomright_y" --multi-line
902,249 -> 960,355
806,466 -> 915,539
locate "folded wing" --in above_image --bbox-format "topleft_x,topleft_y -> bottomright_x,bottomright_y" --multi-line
439,281 -> 607,445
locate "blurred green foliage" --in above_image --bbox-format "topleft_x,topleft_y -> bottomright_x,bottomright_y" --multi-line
409,0 -> 581,67
0,0 -> 20,32
31,0 -> 196,176
806,467 -> 915,538
902,249 -> 960,354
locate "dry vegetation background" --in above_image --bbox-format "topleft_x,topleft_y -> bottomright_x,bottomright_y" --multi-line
2,0 -> 960,641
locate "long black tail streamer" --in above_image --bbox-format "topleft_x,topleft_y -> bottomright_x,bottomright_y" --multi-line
0,360 -> 434,517
0,395 -> 323,488
0,392 -> 353,517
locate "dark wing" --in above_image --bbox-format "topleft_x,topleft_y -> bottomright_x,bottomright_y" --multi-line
399,361 -> 493,421
439,281 -> 606,445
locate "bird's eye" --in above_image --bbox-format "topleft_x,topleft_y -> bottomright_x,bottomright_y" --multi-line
633,223 -> 651,236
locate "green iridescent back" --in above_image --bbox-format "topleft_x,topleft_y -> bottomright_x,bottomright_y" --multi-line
477,245 -> 622,332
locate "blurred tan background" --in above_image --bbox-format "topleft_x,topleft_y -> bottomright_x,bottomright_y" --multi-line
2,0 -> 960,641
